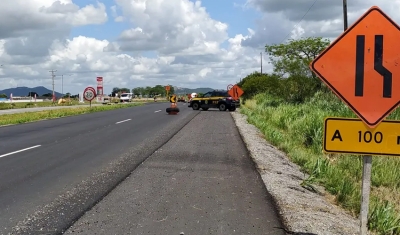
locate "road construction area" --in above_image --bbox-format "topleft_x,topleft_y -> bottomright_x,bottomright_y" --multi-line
0,102 -> 285,235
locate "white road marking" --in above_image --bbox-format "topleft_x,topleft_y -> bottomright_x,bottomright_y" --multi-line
0,145 -> 41,158
115,119 -> 131,124
154,110 -> 162,113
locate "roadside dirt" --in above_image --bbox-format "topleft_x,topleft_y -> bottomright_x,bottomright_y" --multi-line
231,110 -> 365,235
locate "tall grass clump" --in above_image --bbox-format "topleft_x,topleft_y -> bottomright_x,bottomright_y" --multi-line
241,91 -> 400,234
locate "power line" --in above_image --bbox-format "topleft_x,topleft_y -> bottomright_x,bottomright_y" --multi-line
280,0 -> 319,43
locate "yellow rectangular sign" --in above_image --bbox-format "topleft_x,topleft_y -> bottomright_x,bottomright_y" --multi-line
324,117 -> 400,156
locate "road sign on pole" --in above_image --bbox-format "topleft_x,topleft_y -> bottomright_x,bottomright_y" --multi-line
83,87 -> 96,107
228,84 -> 244,100
324,117 -> 400,156
309,6 -> 400,235
310,6 -> 400,128
227,84 -> 233,91
165,85 -> 170,99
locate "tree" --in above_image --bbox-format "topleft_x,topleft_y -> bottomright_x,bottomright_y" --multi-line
152,85 -> 165,96
42,93 -> 52,97
132,85 -> 174,97
236,37 -> 331,103
265,37 -> 330,89
132,87 -> 141,96
144,86 -> 152,96
0,93 -> 7,98
120,87 -> 130,93
169,86 -> 175,96
238,72 -> 282,100
111,87 -> 120,97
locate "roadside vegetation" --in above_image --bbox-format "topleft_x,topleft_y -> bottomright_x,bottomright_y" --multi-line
0,100 -> 92,110
0,103 -> 143,126
238,37 -> 400,235
0,97 -> 165,110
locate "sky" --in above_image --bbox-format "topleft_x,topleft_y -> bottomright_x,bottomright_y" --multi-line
0,0 -> 398,94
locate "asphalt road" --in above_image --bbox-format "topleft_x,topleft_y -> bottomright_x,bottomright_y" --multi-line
65,111 -> 285,235
0,102 -> 197,234
0,103 -> 284,235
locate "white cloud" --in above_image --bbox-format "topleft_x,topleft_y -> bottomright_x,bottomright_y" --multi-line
111,0 -> 229,55
0,0 -> 268,94
67,2 -> 108,26
242,0 -> 400,47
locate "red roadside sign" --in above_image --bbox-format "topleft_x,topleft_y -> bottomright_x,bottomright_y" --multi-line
83,87 -> 96,102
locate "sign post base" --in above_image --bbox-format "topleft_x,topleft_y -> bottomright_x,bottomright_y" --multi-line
360,155 -> 372,235
166,102 -> 179,115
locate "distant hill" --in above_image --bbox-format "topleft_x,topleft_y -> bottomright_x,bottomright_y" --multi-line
0,86 -> 63,97
173,87 -> 214,94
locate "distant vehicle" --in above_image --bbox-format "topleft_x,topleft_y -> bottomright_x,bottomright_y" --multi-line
188,90 -> 239,111
188,92 -> 197,104
177,96 -> 186,102
120,93 -> 133,102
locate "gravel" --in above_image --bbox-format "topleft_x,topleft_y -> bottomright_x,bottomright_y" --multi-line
230,109 -> 364,235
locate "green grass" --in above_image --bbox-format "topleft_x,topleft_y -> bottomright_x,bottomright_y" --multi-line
0,100 -> 92,110
241,91 -> 400,235
0,98 -> 169,110
0,103 -> 144,126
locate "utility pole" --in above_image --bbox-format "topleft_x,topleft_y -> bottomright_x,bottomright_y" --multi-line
61,75 -> 63,95
56,74 -> 72,97
49,70 -> 57,104
260,52 -> 263,74
343,0 -> 348,30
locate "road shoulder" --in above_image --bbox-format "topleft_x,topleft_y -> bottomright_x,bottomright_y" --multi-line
230,109 -> 360,235
65,111 -> 285,235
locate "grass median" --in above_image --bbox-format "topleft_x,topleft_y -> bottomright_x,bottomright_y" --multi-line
241,91 -> 400,235
0,100 -> 95,110
0,99 -> 168,110
0,103 -> 144,126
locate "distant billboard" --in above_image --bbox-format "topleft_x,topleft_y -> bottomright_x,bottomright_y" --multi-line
96,77 -> 103,96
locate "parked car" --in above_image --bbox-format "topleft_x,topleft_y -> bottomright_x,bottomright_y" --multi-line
120,93 -> 133,102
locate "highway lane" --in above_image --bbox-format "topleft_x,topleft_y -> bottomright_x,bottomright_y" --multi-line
0,102 -> 197,234
66,111 -> 285,234
0,102 -> 163,155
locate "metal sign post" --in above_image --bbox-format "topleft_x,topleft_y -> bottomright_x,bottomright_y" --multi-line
360,156 -> 372,234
